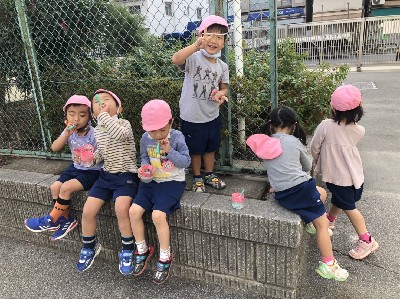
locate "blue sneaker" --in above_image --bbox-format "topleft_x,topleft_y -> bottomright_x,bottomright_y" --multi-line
76,244 -> 102,272
118,250 -> 134,275
133,245 -> 154,276
153,255 -> 173,285
24,214 -> 59,232
50,215 -> 78,241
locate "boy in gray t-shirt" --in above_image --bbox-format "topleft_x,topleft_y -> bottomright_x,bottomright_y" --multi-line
172,15 -> 230,193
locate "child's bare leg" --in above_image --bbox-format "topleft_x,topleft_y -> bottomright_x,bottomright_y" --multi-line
152,210 -> 170,251
50,181 -> 62,201
129,204 -> 146,242
130,204 -> 153,276
115,196 -> 133,237
344,209 -> 368,235
82,197 -> 104,236
312,214 -> 333,257
50,179 -> 84,221
203,152 -> 215,173
328,205 -> 342,218
58,179 -> 83,200
191,155 -> 202,176
316,186 -> 327,203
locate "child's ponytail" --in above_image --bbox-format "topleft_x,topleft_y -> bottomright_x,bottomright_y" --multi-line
293,122 -> 307,146
261,106 -> 307,146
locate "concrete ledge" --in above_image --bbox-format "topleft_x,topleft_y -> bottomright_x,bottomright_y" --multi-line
0,168 -> 305,299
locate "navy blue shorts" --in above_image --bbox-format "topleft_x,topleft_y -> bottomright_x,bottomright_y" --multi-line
57,163 -> 100,191
88,170 -> 139,202
134,181 -> 186,215
274,178 -> 326,224
180,114 -> 222,155
326,182 -> 363,211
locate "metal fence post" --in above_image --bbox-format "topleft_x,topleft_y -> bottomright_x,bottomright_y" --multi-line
15,0 -> 51,150
269,0 -> 278,109
211,0 -> 233,167
357,18 -> 366,72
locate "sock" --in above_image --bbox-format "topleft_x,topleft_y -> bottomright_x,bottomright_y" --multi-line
52,199 -> 57,205
359,232 -> 371,243
121,236 -> 135,251
49,197 -> 70,222
82,235 -> 96,249
159,247 -> 171,262
193,175 -> 203,181
135,240 -> 148,255
326,213 -> 336,222
321,256 -> 335,266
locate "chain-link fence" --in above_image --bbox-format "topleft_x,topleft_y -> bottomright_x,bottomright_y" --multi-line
2,0 -> 267,173
2,0 -> 396,173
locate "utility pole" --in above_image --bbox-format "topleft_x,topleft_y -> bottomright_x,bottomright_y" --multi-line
306,0 -> 314,23
362,0 -> 371,18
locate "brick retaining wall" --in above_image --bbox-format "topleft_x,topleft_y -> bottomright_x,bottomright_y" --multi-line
0,169 -> 305,299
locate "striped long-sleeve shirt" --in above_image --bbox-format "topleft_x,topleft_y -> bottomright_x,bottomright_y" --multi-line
93,112 -> 137,173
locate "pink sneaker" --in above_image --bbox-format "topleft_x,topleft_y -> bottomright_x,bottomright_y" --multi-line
349,237 -> 379,260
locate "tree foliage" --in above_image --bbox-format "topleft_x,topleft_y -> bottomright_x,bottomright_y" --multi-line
229,39 -> 349,135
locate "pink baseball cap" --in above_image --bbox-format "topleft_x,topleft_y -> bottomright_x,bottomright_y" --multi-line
141,99 -> 172,131
94,89 -> 122,107
63,95 -> 91,112
331,85 -> 362,111
246,134 -> 283,160
198,15 -> 229,34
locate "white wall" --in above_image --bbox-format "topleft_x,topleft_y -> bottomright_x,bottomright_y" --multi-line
143,0 -> 209,36
313,0 -> 363,13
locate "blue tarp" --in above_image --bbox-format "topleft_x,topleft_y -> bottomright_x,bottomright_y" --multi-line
247,7 -> 304,22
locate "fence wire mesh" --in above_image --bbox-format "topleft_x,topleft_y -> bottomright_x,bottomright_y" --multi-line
1,0 -> 399,173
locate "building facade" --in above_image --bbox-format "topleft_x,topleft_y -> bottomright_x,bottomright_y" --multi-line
115,0 -> 209,36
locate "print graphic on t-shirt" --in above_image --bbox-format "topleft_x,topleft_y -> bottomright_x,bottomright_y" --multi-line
199,85 -> 207,98
203,69 -> 212,83
193,66 -> 202,80
192,65 -> 221,101
147,145 -> 171,179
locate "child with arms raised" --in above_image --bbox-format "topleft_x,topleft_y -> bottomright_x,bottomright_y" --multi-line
311,85 -> 378,260
247,106 -> 349,281
129,99 -> 190,284
25,95 -> 100,241
172,15 -> 229,193
76,89 -> 139,275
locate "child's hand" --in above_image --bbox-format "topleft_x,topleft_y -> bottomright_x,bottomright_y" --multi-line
64,120 -> 76,135
137,166 -> 145,179
195,28 -> 213,49
99,101 -> 111,114
138,165 -> 155,179
212,90 -> 228,106
159,138 -> 170,153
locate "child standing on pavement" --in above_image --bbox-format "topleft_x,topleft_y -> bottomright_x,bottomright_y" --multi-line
311,84 -> 379,260
75,89 -> 139,275
24,95 -> 101,241
247,106 -> 349,282
172,15 -> 229,193
129,99 -> 190,284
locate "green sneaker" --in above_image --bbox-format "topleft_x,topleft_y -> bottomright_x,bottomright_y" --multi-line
304,223 -> 333,237
315,260 -> 349,282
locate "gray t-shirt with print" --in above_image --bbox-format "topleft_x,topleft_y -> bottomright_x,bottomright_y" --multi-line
179,51 -> 229,123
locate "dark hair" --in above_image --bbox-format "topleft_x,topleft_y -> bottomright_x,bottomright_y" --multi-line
262,106 -> 307,146
331,106 -> 364,125
205,24 -> 228,40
